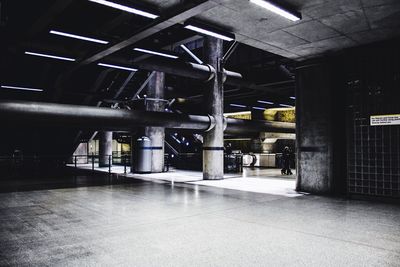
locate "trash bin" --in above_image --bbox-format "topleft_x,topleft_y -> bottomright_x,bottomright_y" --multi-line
134,136 -> 152,173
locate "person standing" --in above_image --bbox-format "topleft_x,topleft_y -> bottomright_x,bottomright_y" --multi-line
281,146 -> 293,175
225,143 -> 233,155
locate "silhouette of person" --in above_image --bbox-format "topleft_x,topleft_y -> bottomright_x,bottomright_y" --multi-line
281,146 -> 293,175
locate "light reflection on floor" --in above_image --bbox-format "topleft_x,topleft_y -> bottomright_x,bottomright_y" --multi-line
69,164 -> 301,197
190,177 -> 302,197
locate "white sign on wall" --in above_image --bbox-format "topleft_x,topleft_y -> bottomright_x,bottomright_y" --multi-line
370,114 -> 400,126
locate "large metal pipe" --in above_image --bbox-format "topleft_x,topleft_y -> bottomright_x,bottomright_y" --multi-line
128,57 -> 214,81
0,101 -> 213,131
0,101 -> 295,133
112,57 -> 276,93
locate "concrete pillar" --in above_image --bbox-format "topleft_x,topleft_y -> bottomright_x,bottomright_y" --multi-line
98,131 -> 112,167
295,60 -> 346,194
202,37 -> 224,180
145,72 -> 166,173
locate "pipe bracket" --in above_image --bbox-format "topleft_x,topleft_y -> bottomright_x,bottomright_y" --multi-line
223,117 -> 228,131
205,114 -> 216,132
204,64 -> 216,83
221,69 -> 228,83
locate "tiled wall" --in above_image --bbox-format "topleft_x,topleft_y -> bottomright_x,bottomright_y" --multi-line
346,42 -> 400,198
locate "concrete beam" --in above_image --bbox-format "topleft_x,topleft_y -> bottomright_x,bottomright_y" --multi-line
78,1 -> 218,67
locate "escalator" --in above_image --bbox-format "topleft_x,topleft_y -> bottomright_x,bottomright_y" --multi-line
165,131 -> 203,171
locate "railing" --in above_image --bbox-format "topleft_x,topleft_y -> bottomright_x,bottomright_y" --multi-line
73,154 -> 130,174
224,153 -> 243,173
72,153 -> 170,174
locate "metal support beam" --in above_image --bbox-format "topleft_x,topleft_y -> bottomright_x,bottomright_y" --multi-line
180,44 -> 203,64
222,41 -> 239,65
114,71 -> 136,100
132,72 -> 156,100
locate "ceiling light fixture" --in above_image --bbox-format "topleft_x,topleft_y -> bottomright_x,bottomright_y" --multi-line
133,48 -> 178,59
88,0 -> 158,19
249,0 -> 301,21
257,100 -> 274,105
50,30 -> 109,44
252,106 -> 266,111
98,63 -> 137,72
184,21 -> 235,42
279,104 -> 293,108
1,85 -> 44,92
230,104 -> 247,108
25,51 -> 76,62
290,96 -> 296,100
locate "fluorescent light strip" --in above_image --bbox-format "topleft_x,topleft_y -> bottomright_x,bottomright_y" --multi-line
89,0 -> 158,19
184,25 -> 234,42
25,51 -> 75,62
279,104 -> 293,108
290,96 -> 296,100
172,135 -> 181,144
1,85 -> 44,92
252,106 -> 266,111
257,100 -> 274,105
249,0 -> 301,21
98,63 -> 137,72
50,30 -> 109,44
230,104 -> 247,108
133,48 -> 178,59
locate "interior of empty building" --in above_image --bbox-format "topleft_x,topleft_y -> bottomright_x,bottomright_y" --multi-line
0,0 -> 400,266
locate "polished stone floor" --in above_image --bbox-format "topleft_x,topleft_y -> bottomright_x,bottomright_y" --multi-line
1,170 -> 400,266
69,164 -> 299,196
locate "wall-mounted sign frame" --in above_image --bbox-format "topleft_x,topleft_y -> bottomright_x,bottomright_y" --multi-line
370,114 -> 400,126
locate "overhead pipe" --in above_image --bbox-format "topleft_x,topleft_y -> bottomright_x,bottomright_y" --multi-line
111,56 -> 278,93
0,101 -> 214,131
0,101 -> 295,133
20,42 -> 280,93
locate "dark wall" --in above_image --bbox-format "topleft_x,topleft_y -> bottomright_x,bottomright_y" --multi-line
0,125 -> 80,158
345,40 -> 400,199
296,38 -> 400,198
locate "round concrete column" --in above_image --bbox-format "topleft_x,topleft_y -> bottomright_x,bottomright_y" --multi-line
202,37 -> 224,180
145,72 -> 166,173
98,131 -> 112,167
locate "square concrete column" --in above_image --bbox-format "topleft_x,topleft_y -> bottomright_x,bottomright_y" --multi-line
295,60 -> 346,194
202,37 -> 225,180
98,131 -> 112,167
145,71 -> 166,173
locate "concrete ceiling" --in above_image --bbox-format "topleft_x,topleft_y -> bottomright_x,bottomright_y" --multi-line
193,0 -> 400,60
